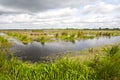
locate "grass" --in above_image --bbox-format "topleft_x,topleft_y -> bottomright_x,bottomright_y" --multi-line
38,36 -> 46,45
0,57 -> 90,80
0,35 -> 120,80
60,34 -> 75,43
88,45 -> 120,80
7,32 -> 32,44
0,36 -> 10,51
0,29 -> 120,79
2,29 -> 120,44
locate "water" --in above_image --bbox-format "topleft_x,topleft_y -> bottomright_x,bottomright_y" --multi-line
0,32 -> 6,36
9,36 -> 120,62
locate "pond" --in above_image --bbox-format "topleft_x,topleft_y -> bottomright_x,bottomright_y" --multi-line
9,36 -> 120,62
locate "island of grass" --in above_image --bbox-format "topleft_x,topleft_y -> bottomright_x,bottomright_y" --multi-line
1,29 -> 120,44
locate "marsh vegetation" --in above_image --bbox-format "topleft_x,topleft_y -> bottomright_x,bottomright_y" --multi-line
2,29 -> 120,44
0,29 -> 120,80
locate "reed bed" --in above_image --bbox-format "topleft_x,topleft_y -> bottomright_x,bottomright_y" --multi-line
0,36 -> 120,80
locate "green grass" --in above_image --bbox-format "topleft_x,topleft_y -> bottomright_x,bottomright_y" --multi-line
0,36 -> 10,50
7,32 -> 32,44
3,29 -> 120,44
1,30 -> 120,79
60,34 -> 75,43
87,45 -> 120,80
0,37 -> 120,80
38,36 -> 46,45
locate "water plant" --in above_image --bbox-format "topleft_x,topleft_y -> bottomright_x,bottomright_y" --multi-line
60,34 -> 75,43
7,32 -> 32,44
0,36 -> 10,50
77,31 -> 84,38
0,40 -> 120,80
39,36 -> 45,45
1,29 -> 120,80
2,29 -> 120,43
55,33 -> 59,38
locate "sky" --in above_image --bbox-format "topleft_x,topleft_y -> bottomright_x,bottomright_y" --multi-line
0,0 -> 120,29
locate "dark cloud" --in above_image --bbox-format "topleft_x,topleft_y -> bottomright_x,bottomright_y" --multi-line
0,11 -> 22,15
0,0 -> 97,13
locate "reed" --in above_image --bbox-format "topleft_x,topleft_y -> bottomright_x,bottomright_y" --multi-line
0,41 -> 120,80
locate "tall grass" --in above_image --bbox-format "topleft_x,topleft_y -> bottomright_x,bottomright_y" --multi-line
1,30 -> 120,79
88,45 -> 120,80
3,30 -> 120,43
38,36 -> 45,45
7,32 -> 32,44
0,41 -> 120,80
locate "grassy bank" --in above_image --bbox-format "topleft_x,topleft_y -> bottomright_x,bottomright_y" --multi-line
0,36 -> 120,80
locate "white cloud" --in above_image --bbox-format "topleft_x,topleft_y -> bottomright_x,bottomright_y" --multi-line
0,8 -> 78,23
0,14 -> 33,23
0,1 -> 120,29
83,2 -> 119,14
35,8 -> 78,18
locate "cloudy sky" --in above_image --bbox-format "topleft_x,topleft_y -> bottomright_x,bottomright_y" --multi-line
0,0 -> 120,29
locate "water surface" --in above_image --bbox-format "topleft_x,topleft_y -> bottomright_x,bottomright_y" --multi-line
9,36 -> 120,62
